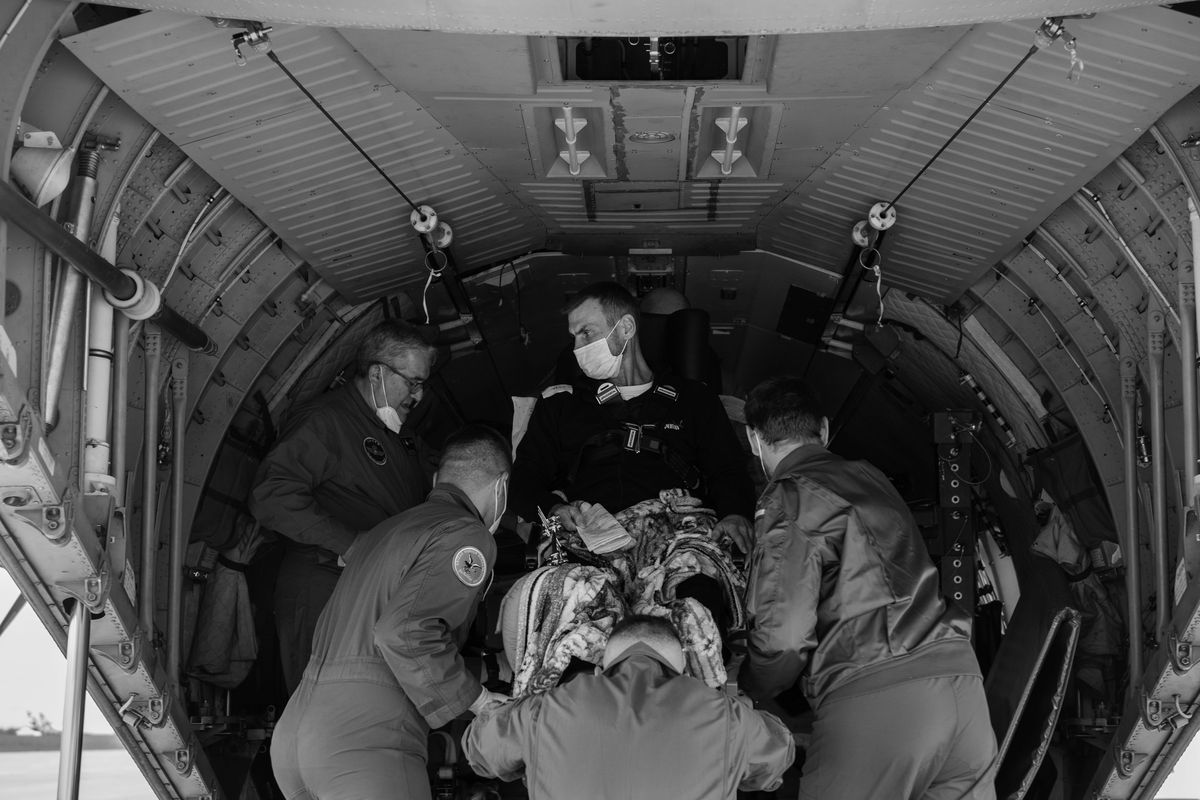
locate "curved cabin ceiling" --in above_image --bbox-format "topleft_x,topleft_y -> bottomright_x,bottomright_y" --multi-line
53,0 -> 1164,34
4,2 -> 1200,800
62,9 -> 1200,304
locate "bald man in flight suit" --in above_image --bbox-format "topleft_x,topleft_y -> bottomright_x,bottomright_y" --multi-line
270,424 -> 511,800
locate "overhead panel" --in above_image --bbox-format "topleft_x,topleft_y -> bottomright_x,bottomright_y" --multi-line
759,7 -> 1200,304
90,0 -> 1163,36
64,13 -> 544,302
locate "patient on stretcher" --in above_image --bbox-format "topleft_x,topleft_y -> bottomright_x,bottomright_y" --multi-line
500,489 -> 745,697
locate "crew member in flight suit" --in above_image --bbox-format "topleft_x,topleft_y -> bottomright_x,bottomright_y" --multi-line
740,376 -> 997,800
464,614 -> 795,799
269,424 -> 511,800
250,319 -> 437,692
510,281 -> 754,548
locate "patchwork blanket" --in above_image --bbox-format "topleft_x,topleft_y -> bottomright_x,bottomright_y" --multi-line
502,489 -> 745,696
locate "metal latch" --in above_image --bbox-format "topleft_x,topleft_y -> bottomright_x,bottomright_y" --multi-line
0,406 -> 32,464
13,494 -> 75,543
119,692 -> 166,729
1142,691 -> 1194,731
167,746 -> 193,776
56,563 -> 110,613
92,636 -> 139,673
1168,630 -> 1200,674
1112,742 -> 1148,779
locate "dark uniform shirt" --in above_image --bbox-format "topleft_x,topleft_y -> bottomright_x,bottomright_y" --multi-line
249,383 -> 430,557
510,375 -> 753,521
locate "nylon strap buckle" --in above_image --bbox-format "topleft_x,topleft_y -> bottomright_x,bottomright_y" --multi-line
623,423 -> 643,453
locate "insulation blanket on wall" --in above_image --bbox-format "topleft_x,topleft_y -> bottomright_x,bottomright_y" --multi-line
501,489 -> 746,697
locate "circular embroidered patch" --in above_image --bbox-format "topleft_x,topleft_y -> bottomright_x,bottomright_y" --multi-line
363,437 -> 387,466
452,546 -> 487,587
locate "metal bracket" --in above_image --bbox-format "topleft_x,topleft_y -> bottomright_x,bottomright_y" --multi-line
167,746 -> 194,776
1112,742 -> 1148,779
92,635 -> 140,673
0,405 -> 33,464
119,692 -> 167,729
1168,630 -> 1200,673
1141,690 -> 1193,731
56,563 -> 110,612
13,494 -> 75,542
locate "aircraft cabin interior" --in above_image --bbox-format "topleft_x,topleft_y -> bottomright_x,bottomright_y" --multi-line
4,1 -> 1200,798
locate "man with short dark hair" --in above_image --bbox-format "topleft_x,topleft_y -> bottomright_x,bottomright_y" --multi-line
741,376 -> 996,800
511,281 -> 754,547
251,318 -> 437,692
464,614 -> 794,799
271,424 -> 511,800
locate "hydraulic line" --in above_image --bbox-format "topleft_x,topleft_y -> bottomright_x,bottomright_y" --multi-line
167,356 -> 188,684
1121,352 -> 1144,696
44,149 -> 99,430
1148,307 -> 1170,637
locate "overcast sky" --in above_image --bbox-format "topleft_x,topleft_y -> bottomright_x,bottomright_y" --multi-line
0,572 -> 112,734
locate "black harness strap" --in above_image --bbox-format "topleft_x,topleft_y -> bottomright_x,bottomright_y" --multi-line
567,380 -> 700,490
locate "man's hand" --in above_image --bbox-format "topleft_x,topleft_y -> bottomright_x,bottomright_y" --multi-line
469,687 -> 510,715
713,514 -> 754,555
548,502 -> 586,533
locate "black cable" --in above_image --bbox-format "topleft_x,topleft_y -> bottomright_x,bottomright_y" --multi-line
510,262 -> 526,341
954,312 -> 964,359
265,49 -> 422,214
884,44 -> 1040,211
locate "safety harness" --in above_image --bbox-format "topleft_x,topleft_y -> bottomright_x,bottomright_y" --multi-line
567,379 -> 701,491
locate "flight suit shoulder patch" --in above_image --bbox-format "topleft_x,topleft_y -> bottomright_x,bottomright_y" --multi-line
362,436 -> 387,466
452,545 -> 488,587
541,384 -> 573,399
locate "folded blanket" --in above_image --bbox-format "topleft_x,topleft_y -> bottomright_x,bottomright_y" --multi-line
501,565 -> 626,697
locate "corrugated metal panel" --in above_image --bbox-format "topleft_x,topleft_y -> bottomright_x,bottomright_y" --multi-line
64,13 -> 544,302
520,181 -> 787,233
759,7 -> 1200,304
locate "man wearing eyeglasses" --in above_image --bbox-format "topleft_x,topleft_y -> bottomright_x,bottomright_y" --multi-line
251,319 -> 437,694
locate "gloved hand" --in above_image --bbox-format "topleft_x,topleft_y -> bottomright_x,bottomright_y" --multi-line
469,687 -> 509,715
713,514 -> 754,555
548,502 -> 586,533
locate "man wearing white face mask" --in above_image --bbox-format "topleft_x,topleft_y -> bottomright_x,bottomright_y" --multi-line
251,319 -> 437,693
740,376 -> 996,800
271,424 -> 511,800
511,282 -> 754,547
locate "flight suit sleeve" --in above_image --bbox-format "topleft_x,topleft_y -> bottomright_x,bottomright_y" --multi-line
373,521 -> 494,728
462,696 -> 542,782
731,700 -> 796,792
740,481 -> 843,702
691,388 -> 755,519
510,396 -> 569,521
249,416 -> 358,555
